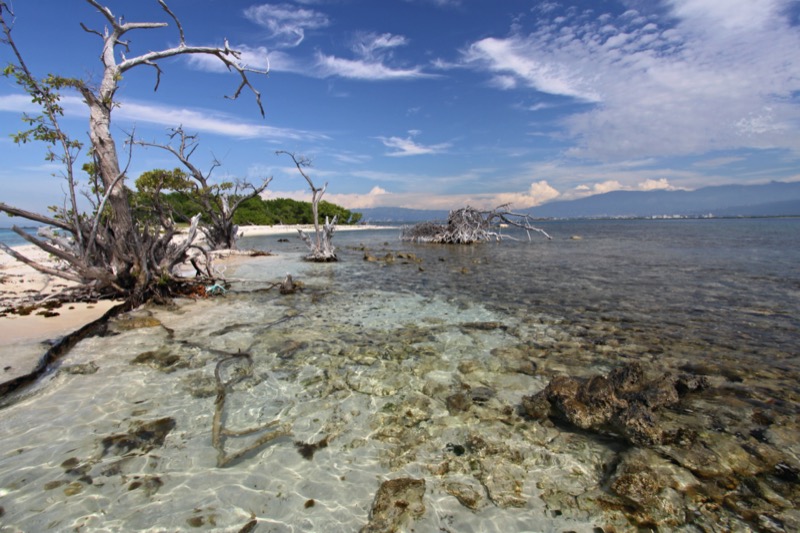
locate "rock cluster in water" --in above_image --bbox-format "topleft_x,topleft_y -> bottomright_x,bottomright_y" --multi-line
360,478 -> 426,532
519,362 -> 800,530
521,361 -> 707,445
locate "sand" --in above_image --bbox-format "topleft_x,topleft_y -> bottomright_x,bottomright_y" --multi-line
0,225 -> 389,384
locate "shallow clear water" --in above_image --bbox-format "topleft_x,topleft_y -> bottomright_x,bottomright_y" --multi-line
1,219 -> 799,531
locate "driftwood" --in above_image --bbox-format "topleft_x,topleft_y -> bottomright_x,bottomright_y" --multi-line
401,205 -> 552,244
211,352 -> 292,467
276,151 -> 338,261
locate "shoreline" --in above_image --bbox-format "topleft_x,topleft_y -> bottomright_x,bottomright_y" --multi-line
237,223 -> 395,237
0,224 -> 392,383
0,224 -> 394,381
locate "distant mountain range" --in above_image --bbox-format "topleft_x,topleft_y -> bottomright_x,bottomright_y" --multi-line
358,181 -> 800,222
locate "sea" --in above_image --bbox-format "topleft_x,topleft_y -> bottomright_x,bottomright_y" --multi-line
0,218 -> 799,531
0,228 -> 37,248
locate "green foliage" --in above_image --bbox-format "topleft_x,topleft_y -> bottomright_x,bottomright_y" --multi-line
3,65 -> 84,159
319,200 -> 363,225
135,168 -> 193,194
231,197 -> 362,226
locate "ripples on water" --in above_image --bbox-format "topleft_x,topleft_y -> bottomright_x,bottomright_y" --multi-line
1,219 -> 798,531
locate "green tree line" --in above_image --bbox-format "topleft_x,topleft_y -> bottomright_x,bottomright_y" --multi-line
134,189 -> 362,227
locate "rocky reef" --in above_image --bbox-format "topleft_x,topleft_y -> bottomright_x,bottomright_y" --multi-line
521,362 -> 800,530
521,361 -> 708,446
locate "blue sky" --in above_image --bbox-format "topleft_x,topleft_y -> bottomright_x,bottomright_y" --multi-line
1,0 -> 799,220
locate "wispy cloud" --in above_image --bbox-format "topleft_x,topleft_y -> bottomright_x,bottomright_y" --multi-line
0,93 -> 325,141
461,0 -> 800,161
184,43 -> 269,71
244,3 -> 330,48
377,131 -> 451,156
353,32 -> 409,59
694,156 -> 747,168
186,45 -> 303,75
186,33 -> 433,81
116,101 -> 324,141
404,0 -> 462,7
0,94 -> 40,113
315,53 -> 430,80
315,32 -> 436,80
462,36 -> 602,102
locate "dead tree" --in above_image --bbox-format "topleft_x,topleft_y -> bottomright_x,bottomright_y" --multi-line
0,1 -> 268,304
135,128 -> 272,250
401,205 -> 552,244
276,151 -> 338,262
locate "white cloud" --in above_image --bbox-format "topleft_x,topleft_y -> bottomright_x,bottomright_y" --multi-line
186,28 -> 433,82
315,53 -> 431,80
667,0 -> 786,31
491,180 -> 561,207
638,178 -> 674,191
0,94 -> 40,113
462,36 -> 602,102
377,132 -> 451,156
353,32 -> 409,59
0,93 -> 324,141
322,186 -> 390,209
314,32 -> 435,80
244,3 -> 330,47
186,45 -> 305,75
462,0 -> 800,161
115,101 -> 325,141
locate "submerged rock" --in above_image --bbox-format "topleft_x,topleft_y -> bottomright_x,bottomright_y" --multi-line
521,362 -> 707,445
490,344 -> 538,375
112,315 -> 162,331
360,477 -> 426,533
479,461 -> 527,508
608,448 -> 692,528
131,348 -> 189,373
444,479 -> 485,510
59,361 -> 99,375
100,417 -> 176,457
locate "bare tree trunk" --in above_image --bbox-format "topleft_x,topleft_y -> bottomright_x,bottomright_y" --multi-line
82,89 -> 140,282
276,151 -> 338,261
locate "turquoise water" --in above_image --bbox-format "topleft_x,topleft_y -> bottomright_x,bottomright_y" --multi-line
1,219 -> 799,531
0,228 -> 40,248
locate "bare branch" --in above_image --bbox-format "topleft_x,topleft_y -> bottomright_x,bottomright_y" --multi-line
79,22 -> 103,38
0,202 -> 74,232
157,0 -> 185,44
0,241 -> 83,283
401,205 -> 552,244
12,226 -> 81,266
